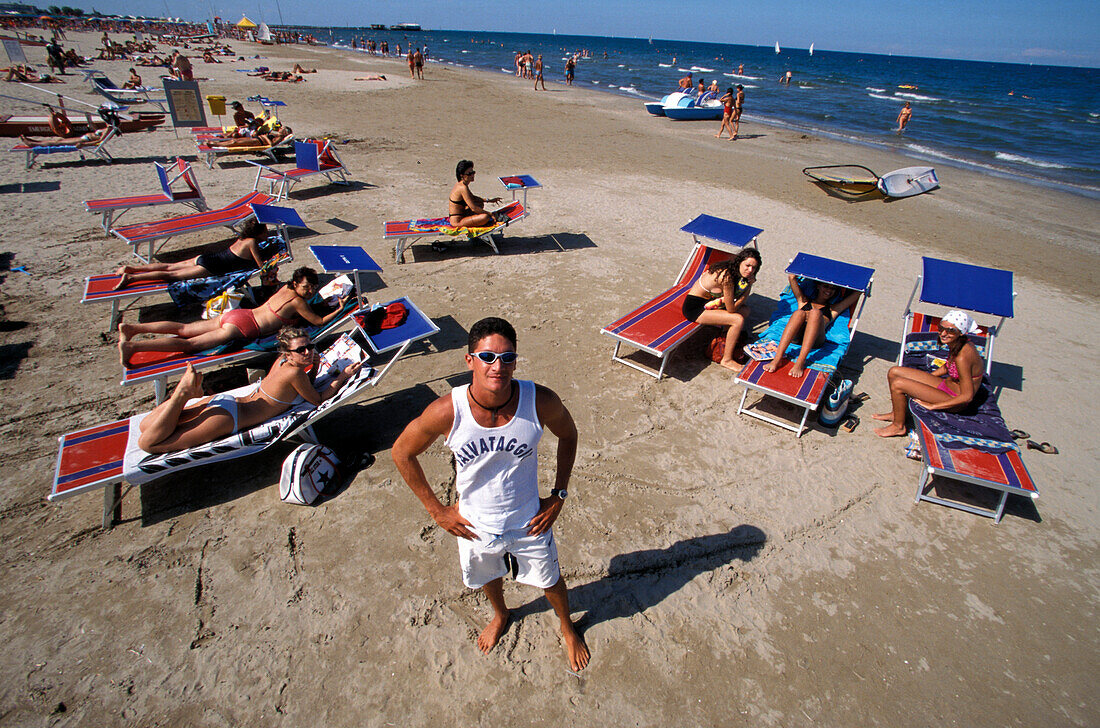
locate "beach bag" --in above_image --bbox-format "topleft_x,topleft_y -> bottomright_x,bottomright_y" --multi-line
279,444 -> 341,505
202,288 -> 244,320
707,328 -> 748,364
818,379 -> 854,427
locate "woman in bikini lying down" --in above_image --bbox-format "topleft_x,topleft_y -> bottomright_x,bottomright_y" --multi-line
113,220 -> 270,289
873,309 -> 985,438
448,159 -> 507,228
137,326 -> 362,453
118,266 -> 354,366
762,274 -> 862,379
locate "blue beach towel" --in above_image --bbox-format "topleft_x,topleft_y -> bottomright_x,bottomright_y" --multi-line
756,281 -> 854,374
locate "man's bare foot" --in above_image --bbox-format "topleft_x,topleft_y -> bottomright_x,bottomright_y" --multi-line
871,412 -> 894,422
763,357 -> 784,374
875,423 -> 907,438
719,357 -> 741,372
789,363 -> 805,378
118,321 -> 134,342
561,620 -> 590,671
112,273 -> 131,290
477,611 -> 510,654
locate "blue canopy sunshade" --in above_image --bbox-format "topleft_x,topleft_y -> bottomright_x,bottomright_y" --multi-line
919,257 -> 1014,318
680,214 -> 763,251
785,251 -> 875,295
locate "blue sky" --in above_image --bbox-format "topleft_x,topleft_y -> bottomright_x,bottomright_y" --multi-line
83,1 -> 1098,67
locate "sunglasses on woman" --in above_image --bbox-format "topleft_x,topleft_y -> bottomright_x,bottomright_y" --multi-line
472,351 -> 518,365
287,343 -> 316,354
938,325 -> 961,336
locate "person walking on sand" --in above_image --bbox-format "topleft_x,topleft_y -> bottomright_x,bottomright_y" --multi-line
392,317 -> 590,672
533,54 -> 545,90
716,86 -> 736,140
414,47 -> 424,79
565,55 -> 575,86
896,101 -> 912,132
731,84 -> 744,139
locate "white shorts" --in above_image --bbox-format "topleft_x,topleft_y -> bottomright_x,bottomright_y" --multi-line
457,527 -> 560,590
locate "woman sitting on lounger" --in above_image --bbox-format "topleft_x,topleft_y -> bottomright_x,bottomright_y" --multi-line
118,266 -> 353,366
113,220 -> 271,290
873,310 -> 985,438
762,274 -> 862,379
137,327 -> 362,452
448,160 -> 506,228
681,248 -> 762,371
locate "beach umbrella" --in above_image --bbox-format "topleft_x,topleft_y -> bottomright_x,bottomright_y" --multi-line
236,16 -> 258,28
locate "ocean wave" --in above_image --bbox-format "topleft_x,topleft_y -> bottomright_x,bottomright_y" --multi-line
866,86 -> 885,93
619,86 -> 645,97
691,66 -> 715,72
896,92 -> 941,102
658,63 -> 672,67
677,67 -> 692,72
994,152 -> 1070,169
867,93 -> 895,101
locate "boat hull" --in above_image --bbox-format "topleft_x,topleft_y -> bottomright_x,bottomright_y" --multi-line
664,105 -> 724,121
644,102 -> 665,116
0,113 -> 165,137
877,166 -> 939,198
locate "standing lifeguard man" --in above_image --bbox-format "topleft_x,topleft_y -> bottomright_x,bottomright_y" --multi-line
392,317 -> 590,671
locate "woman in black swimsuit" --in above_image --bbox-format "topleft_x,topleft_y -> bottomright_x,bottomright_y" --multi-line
762,274 -> 862,379
448,159 -> 505,228
113,220 -> 270,290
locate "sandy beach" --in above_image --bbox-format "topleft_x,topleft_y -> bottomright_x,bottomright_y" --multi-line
0,32 -> 1097,726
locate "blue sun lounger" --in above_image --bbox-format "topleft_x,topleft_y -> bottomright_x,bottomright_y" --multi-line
735,252 -> 874,436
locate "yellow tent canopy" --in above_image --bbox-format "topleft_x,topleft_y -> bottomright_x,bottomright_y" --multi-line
236,16 -> 257,28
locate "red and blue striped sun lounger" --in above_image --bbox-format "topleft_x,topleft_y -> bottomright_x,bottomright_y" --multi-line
911,409 -> 1038,523
384,201 -> 528,263
10,125 -> 119,169
121,297 -> 360,403
601,214 -> 763,380
83,158 -> 207,234
110,191 -> 275,263
249,140 -> 350,200
735,252 -> 875,436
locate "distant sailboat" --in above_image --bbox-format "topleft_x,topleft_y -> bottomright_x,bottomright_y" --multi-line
774,41 -> 780,54
809,42 -> 814,56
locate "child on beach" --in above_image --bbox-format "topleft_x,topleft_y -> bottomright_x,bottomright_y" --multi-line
762,275 -> 861,378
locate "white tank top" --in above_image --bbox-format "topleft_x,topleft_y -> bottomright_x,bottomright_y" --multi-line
444,380 -> 542,534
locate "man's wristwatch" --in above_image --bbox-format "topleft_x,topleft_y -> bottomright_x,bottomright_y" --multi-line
550,488 -> 568,500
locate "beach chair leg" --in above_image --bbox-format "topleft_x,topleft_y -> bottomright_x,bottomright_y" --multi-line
656,355 -> 669,380
109,301 -> 121,331
796,407 -> 811,438
395,238 -> 407,264
737,387 -> 750,416
914,467 -> 932,503
102,483 -> 124,529
992,491 -> 1009,524
154,378 -> 167,404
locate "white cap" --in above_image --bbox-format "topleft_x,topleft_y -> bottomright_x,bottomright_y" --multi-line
941,309 -> 979,335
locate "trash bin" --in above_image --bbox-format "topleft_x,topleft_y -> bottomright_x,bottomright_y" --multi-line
206,94 -> 226,116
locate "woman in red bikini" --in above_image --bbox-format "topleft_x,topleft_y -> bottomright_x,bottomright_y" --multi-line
118,267 -> 353,366
873,309 -> 985,438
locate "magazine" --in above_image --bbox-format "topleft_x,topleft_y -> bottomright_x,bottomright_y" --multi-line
743,339 -> 779,362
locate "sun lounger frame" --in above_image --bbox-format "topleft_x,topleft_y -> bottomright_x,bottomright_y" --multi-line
384,201 -> 528,263
248,140 -> 350,200
197,133 -> 296,169
55,298 -> 438,528
601,214 -> 763,380
84,157 -> 207,234
11,124 -> 119,168
110,191 -> 276,263
735,252 -> 874,437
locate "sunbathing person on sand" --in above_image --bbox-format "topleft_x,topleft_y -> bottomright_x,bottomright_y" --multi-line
113,220 -> 270,290
20,125 -> 111,148
681,248 -> 761,370
762,274 -> 861,378
118,266 -> 352,366
873,310 -> 985,437
291,63 -> 316,74
206,124 -> 292,148
354,74 -> 387,81
137,327 -> 361,453
449,160 -> 506,228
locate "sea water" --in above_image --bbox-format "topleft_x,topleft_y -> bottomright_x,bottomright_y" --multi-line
314,28 -> 1100,197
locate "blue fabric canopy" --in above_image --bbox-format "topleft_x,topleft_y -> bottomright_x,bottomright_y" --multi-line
785,252 -> 874,294
920,257 -> 1014,318
251,203 -> 307,228
680,214 -> 763,250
